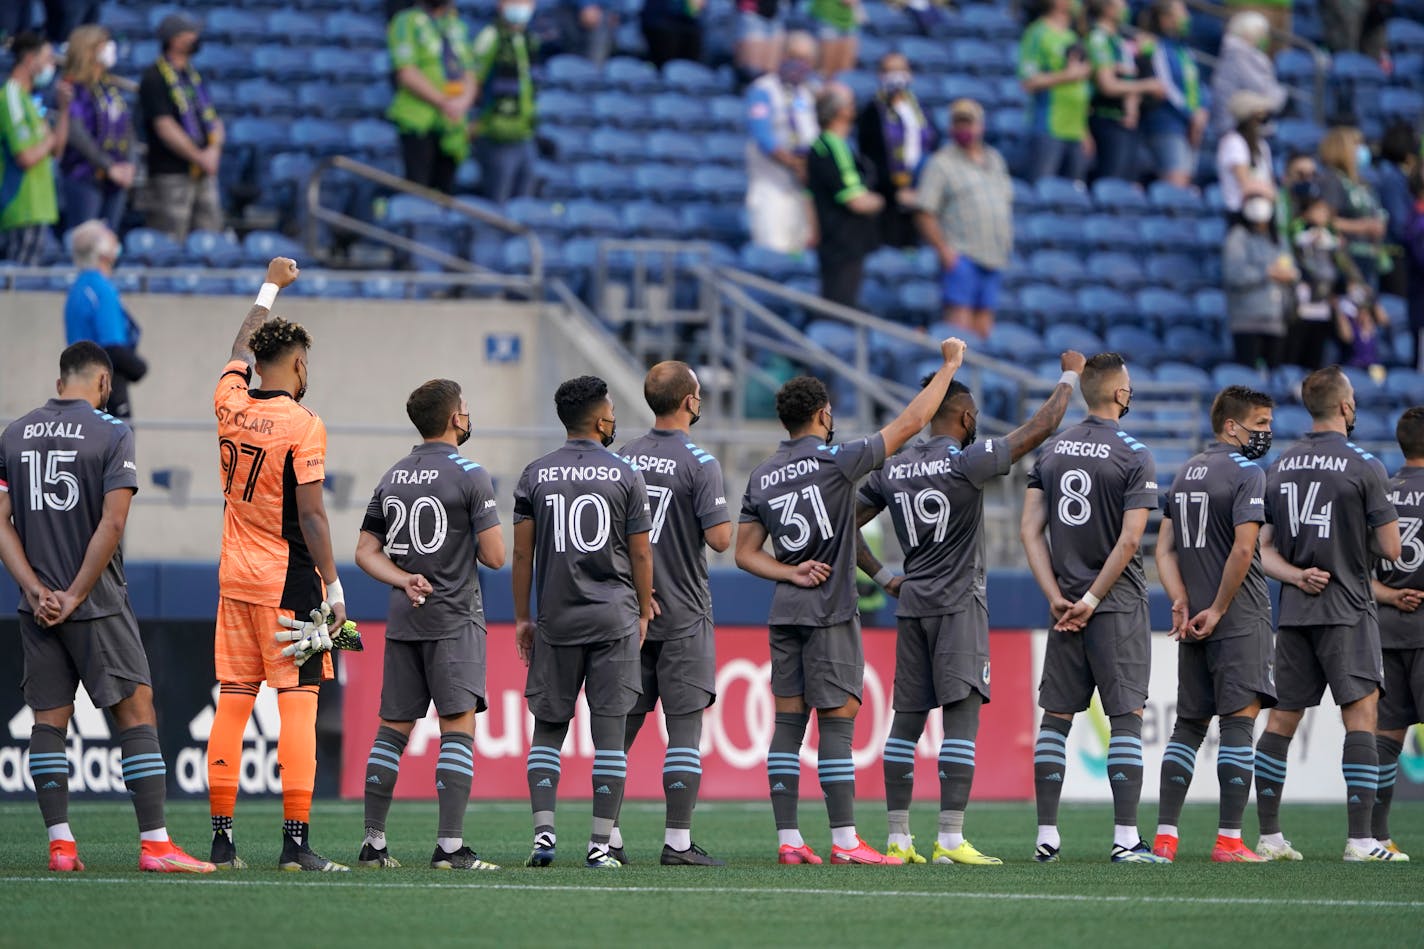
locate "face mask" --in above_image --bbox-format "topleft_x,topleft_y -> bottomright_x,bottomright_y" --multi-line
687,397 -> 701,427
598,420 -> 616,448
455,419 -> 471,446
779,59 -> 812,87
1116,390 -> 1132,419
962,419 -> 978,447
1234,425 -> 1272,460
1242,196 -> 1274,224
1356,143 -> 1372,171
34,63 -> 55,88
503,4 -> 533,26
880,70 -> 911,93
821,410 -> 835,446
98,375 -> 112,412
951,127 -> 977,148
1345,406 -> 1356,437
99,40 -> 118,70
295,362 -> 308,403
188,36 -> 203,56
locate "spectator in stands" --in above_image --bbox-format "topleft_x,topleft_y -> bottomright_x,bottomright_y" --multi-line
1376,122 -> 1420,300
735,0 -> 785,83
42,1 -> 101,45
472,0 -> 539,204
806,83 -> 882,310
1139,0 -> 1207,189
1085,0 -> 1161,181
387,0 -> 477,196
64,220 -> 146,419
641,0 -> 706,68
1208,12 -> 1286,139
1277,149 -> 1318,237
1322,0 -> 1369,54
1018,0 -> 1092,183
1223,192 -> 1294,369
58,25 -> 135,236
809,0 -> 860,79
1224,0 -> 1290,54
745,32 -> 819,254
1403,170 -> 1424,369
0,31 -> 68,265
139,14 -> 223,240
554,0 -> 615,65
1319,125 -> 1389,289
1290,182 -> 1366,368
915,99 -> 1014,338
856,52 -> 935,248
1216,90 -> 1276,214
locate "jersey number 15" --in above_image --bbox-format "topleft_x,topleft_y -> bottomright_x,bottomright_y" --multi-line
17,449 -> 79,512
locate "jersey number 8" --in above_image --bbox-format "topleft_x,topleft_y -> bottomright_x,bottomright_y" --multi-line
1057,469 -> 1092,527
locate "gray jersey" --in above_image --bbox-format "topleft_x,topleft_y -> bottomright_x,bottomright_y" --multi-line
618,429 -> 730,640
1375,465 -> 1424,648
513,438 -> 652,644
360,443 -> 500,641
1266,431 -> 1396,628
740,433 -> 887,627
1159,443 -> 1269,638
0,399 -> 137,621
1027,416 -> 1157,611
858,434 -> 1012,618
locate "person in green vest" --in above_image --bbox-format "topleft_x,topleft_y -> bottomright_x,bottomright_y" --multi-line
472,0 -> 539,205
1,31 -> 68,265
808,0 -> 861,79
1018,0 -> 1092,183
1086,0 -> 1163,181
388,0 -> 478,194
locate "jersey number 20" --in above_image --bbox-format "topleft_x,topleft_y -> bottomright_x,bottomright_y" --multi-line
384,495 -> 450,556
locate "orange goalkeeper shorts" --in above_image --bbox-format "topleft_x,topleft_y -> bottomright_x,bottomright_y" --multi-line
214,597 -> 333,689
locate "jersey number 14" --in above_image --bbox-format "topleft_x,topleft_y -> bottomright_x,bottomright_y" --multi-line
1280,481 -> 1332,540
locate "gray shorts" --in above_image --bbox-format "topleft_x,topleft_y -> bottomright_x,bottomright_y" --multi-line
1275,621 -> 1384,710
1175,626 -> 1277,720
632,618 -> 716,716
1038,602 -> 1150,717
20,604 -> 151,711
525,628 -> 641,723
769,620 -> 864,711
894,605 -> 991,712
1379,647 -> 1424,731
380,630 -> 487,721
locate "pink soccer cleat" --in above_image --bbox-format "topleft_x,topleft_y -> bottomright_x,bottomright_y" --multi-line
49,840 -> 84,872
140,840 -> 217,873
777,843 -> 823,865
831,836 -> 905,865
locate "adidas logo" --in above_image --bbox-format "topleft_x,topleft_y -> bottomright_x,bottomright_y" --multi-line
771,782 -> 787,791
595,784 -> 612,795
1043,773 -> 1062,782
1262,788 -> 1275,797
367,775 -> 381,784
436,780 -> 446,790
536,778 -> 553,788
1230,776 -> 1246,786
1349,794 -> 1361,804
41,780 -> 60,790
1111,771 -> 1128,782
937,771 -> 947,779
1171,776 -> 1187,785
213,759 -> 228,768
668,781 -> 687,790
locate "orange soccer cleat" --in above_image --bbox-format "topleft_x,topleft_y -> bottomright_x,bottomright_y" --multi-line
777,842 -> 823,865
831,836 -> 905,865
1152,833 -> 1178,863
49,839 -> 84,872
139,839 -> 217,873
1211,836 -> 1268,863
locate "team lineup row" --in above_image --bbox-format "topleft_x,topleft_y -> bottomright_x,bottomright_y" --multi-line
0,259 -> 1416,875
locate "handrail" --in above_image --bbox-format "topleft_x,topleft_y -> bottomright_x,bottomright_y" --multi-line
0,264 -> 534,293
303,154 -> 544,294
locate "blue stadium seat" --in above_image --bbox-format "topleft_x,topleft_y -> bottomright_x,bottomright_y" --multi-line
1137,288 -> 1196,327
589,129 -> 643,163
1087,252 -> 1148,290
505,197 -> 568,234
952,39 -> 1011,76
959,4 -> 1020,41
1146,253 -> 1202,290
1105,326 -> 1166,366
648,131 -> 704,164
662,59 -> 724,95
620,202 -> 682,238
633,163 -> 694,201
267,10 -> 325,44
1332,51 -> 1387,88
1020,214 -> 1082,250
253,47 -> 316,80
1386,369 -> 1424,406
360,276 -> 408,299
545,54 -> 603,90
1137,215 -> 1183,251
1082,217 -> 1140,252
1274,118 -> 1324,156
690,166 -> 745,202
1342,365 -> 1392,408
703,132 -> 745,166
228,117 -> 289,151
738,244 -> 794,280
1387,16 -> 1424,53
591,92 -> 637,129
185,231 -> 243,267
206,8 -> 267,43
982,323 -> 1048,362
1154,361 -> 1213,390
311,47 -> 370,79
1194,217 -> 1226,251
650,92 -> 711,130
1164,326 -> 1225,365
1035,177 -> 1092,213
234,79 -> 297,117
707,96 -> 744,129
1271,404 -> 1313,438
287,270 -> 360,298
242,231 -> 305,264
900,36 -> 954,74
893,282 -> 941,325
560,201 -> 618,237
1091,179 -> 1149,216
1075,286 -> 1139,331
864,248 -> 917,281
291,119 -> 348,154
1044,323 -> 1105,355
1015,284 -> 1074,331
1380,87 -> 1424,123
100,4 -> 146,37
326,11 -> 388,47
1350,411 -> 1395,442
1211,362 -> 1264,390
124,228 -> 182,266
805,320 -> 858,363
148,273 -> 238,295
1027,250 -> 1086,288
681,204 -> 745,244
1148,181 -> 1204,216
348,119 -> 399,157
573,162 -> 635,199
1392,52 -> 1424,89
1275,49 -> 1317,86
1192,288 -> 1227,328
605,56 -> 660,92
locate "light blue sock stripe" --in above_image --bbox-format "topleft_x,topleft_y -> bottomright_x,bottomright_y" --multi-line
1106,758 -> 1144,768
940,738 -> 976,749
767,752 -> 802,761
1036,732 -> 1067,745
938,755 -> 976,767
1110,736 -> 1143,747
123,767 -> 168,782
818,774 -> 856,784
1033,754 -> 1067,764
666,747 -> 700,756
367,749 -> 402,767
884,737 -> 918,749
121,753 -> 165,765
28,753 -> 68,761
436,763 -> 475,779
591,769 -> 628,777
664,766 -> 703,774
883,754 -> 916,765
29,766 -> 69,776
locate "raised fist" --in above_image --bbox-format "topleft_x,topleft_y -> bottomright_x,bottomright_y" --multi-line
1061,350 -> 1086,374
266,257 -> 300,288
940,337 -> 966,366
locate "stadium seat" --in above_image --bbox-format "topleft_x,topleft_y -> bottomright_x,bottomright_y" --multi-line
1154,361 -> 1213,390
648,131 -> 704,164
589,129 -> 644,164
242,230 -> 305,265
206,8 -> 267,43
681,204 -> 745,245
633,163 -> 693,201
311,47 -> 371,79
1379,87 -> 1424,123
1387,16 -> 1424,52
893,281 -> 941,325
605,56 -> 660,92
620,202 -> 682,238
561,200 -> 620,236
650,92 -> 710,131
1274,118 -> 1324,157
1027,250 -> 1086,289
662,59 -> 724,95
1019,214 -> 1082,250
227,117 -> 289,151
900,36 -> 954,73
1272,404 -> 1314,438
1343,365 -> 1392,408
1044,323 -> 1104,355
1194,217 -> 1226,251
1136,287 -> 1195,327
573,162 -> 636,200
959,4 -> 1020,41
1350,411 -> 1395,442
1087,252 -> 1148,290
148,273 -> 238,295
1075,286 -> 1140,332
234,79 -> 297,117
286,270 -> 360,298
253,47 -> 316,81
1105,326 -> 1166,366
124,228 -> 182,266
1275,48 -> 1317,86
1211,363 -> 1263,390
1145,253 -> 1203,291
545,54 -> 603,90
690,166 -> 746,202
267,10 -> 325,44
1385,369 -> 1424,407
348,119 -> 399,158
1034,177 -> 1093,213
1165,326 -> 1226,364
1015,284 -> 1076,330
326,11 -> 388,47
1191,288 -> 1227,328
982,323 -> 1048,362
185,231 -> 243,267
1082,217 -> 1141,252
1090,179 -> 1148,216
1148,181 -> 1203,216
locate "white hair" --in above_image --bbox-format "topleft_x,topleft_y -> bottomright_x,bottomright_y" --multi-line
1227,11 -> 1270,45
70,220 -> 117,268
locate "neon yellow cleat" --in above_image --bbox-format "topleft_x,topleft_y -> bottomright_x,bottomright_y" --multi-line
1381,839 -> 1411,862
931,840 -> 1004,865
885,839 -> 927,864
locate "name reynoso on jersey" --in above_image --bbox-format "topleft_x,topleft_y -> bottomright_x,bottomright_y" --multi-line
536,463 -> 629,483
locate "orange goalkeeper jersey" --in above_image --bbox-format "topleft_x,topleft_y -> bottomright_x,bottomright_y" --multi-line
213,359 -> 327,611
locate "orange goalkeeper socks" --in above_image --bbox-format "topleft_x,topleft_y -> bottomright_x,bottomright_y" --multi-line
208,683 -> 258,823
276,686 -> 320,823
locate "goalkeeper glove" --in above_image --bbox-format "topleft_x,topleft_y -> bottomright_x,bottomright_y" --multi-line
331,619 -> 363,652
275,607 -> 333,667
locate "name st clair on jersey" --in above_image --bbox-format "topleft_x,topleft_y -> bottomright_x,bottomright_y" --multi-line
1277,455 -> 1349,473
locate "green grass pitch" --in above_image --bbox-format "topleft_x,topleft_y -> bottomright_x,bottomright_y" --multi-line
2,799 -> 1421,948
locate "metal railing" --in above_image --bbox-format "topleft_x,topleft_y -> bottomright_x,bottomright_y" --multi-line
0,265 -> 535,295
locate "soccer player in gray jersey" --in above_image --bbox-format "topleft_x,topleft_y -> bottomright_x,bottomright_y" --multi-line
1369,406 -> 1424,861
1152,386 -> 1278,864
0,343 -> 213,874
611,362 -> 731,866
1254,366 -> 1402,863
856,350 -> 1085,866
1020,352 -> 1168,864
353,380 -> 506,871
513,375 -> 654,869
736,336 -> 966,866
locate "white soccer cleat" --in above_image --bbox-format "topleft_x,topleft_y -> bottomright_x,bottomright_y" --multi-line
1343,841 -> 1403,863
1255,837 -> 1303,861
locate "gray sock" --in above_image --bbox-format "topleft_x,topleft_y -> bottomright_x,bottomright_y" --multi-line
663,711 -> 703,833
119,724 -> 167,833
817,716 -> 856,829
883,711 -> 925,830
768,712 -> 809,831
1216,716 -> 1255,832
436,732 -> 474,841
1034,715 -> 1072,826
589,714 -> 627,846
29,723 -> 69,830
528,720 -> 568,837
939,696 -> 982,820
1157,718 -> 1208,829
1343,730 -> 1379,840
363,725 -> 407,836
1373,734 -> 1404,841
1254,731 -> 1292,836
1107,714 -> 1144,828
610,711 -> 649,839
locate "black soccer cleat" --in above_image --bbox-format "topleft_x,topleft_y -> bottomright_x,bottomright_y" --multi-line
210,830 -> 247,870
356,842 -> 401,868
608,845 -> 630,866
279,823 -> 349,872
431,844 -> 500,871
660,842 -> 725,866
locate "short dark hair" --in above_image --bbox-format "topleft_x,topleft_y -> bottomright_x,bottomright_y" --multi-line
59,340 -> 111,378
1301,365 -> 1351,420
1397,406 -> 1424,458
1210,385 -> 1275,434
554,375 -> 610,430
644,361 -> 697,416
406,379 -> 462,439
1380,122 -> 1421,166
248,317 -> 312,367
776,376 -> 830,431
10,32 -> 46,62
921,374 -> 973,422
1081,352 -> 1128,407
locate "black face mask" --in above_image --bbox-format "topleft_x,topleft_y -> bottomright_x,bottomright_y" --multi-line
188,36 -> 203,56
599,421 -> 616,448
295,364 -> 307,403
963,421 -> 978,447
455,421 -> 471,446
1116,392 -> 1131,419
687,398 -> 701,427
1235,425 -> 1272,460
1346,407 -> 1357,438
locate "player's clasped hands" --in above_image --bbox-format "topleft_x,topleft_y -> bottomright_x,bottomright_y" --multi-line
1383,587 -> 1424,613
1295,567 -> 1331,596
402,573 -> 433,608
791,560 -> 831,589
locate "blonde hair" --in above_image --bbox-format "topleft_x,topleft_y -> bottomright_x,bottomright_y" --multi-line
63,24 -> 110,86
1319,126 -> 1363,181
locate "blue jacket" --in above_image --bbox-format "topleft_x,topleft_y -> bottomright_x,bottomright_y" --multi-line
65,269 -> 139,348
